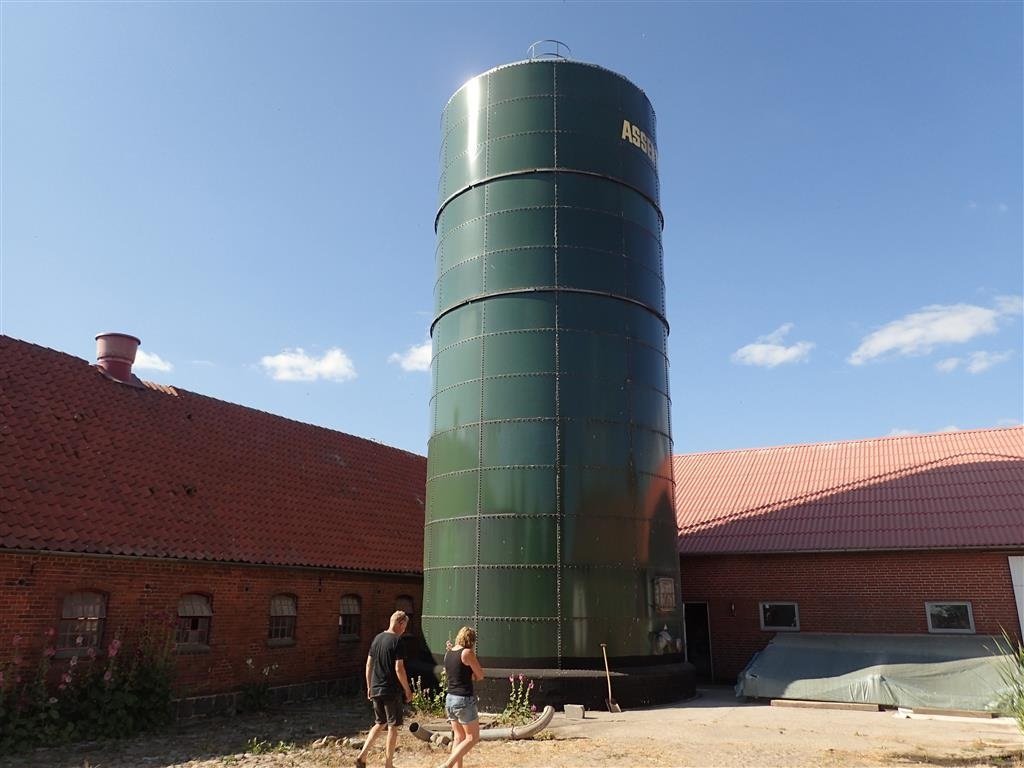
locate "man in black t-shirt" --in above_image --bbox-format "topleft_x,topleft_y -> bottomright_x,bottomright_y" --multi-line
355,611 -> 414,768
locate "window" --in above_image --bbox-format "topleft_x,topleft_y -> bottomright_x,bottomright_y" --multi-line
396,595 -> 416,635
654,578 -> 677,613
268,594 -> 297,645
760,601 -> 800,631
58,591 -> 106,654
339,595 -> 361,641
175,594 -> 212,648
926,601 -> 975,634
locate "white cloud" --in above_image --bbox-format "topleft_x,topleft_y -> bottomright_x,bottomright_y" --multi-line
938,425 -> 960,432
848,296 -> 1022,365
965,350 -> 1012,374
388,341 -> 432,373
731,323 -> 814,368
259,347 -> 357,382
995,295 -> 1024,316
998,203 -> 1009,213
134,349 -> 173,372
887,428 -> 918,437
996,418 -> 1022,427
935,357 -> 961,373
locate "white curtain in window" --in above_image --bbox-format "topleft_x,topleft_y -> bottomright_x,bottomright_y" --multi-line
270,595 -> 297,617
178,594 -> 212,617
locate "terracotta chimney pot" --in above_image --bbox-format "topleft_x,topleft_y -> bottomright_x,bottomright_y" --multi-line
95,332 -> 141,382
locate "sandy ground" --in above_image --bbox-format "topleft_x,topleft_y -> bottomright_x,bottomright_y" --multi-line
2,687 -> 1021,768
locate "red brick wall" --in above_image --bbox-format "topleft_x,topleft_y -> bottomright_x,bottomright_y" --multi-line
0,552 -> 422,696
680,549 -> 1024,682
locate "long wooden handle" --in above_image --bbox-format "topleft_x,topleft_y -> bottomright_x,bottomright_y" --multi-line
600,643 -> 613,699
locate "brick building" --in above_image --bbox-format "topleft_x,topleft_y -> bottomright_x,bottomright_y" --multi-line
673,426 -> 1024,682
0,335 -> 426,708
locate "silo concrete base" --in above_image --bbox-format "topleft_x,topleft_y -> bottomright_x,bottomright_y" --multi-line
409,660 -> 696,712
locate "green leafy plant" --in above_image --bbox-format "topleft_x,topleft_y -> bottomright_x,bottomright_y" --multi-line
495,673 -> 536,726
0,611 -> 177,753
239,658 -> 279,713
246,737 -> 293,754
993,629 -> 1024,735
410,669 -> 447,718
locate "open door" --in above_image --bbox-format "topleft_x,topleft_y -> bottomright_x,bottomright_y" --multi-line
684,602 -> 713,680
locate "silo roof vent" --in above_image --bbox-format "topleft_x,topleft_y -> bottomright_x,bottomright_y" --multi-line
528,39 -> 571,60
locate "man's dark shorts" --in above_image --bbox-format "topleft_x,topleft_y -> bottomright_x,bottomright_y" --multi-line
370,693 -> 403,726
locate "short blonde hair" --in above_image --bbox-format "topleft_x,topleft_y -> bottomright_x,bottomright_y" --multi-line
454,626 -> 476,648
390,610 -> 408,628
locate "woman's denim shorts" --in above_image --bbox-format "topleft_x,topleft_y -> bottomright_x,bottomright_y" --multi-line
445,693 -> 479,724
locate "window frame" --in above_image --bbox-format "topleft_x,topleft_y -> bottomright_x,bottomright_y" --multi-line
267,594 -> 297,647
925,601 -> 976,634
338,594 -> 361,642
175,593 -> 213,653
759,601 -> 800,632
56,590 -> 107,658
396,595 -> 416,636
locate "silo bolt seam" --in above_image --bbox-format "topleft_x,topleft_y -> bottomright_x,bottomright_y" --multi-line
436,169 -> 664,230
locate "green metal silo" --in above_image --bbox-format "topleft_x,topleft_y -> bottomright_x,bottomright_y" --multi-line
423,47 -> 690,703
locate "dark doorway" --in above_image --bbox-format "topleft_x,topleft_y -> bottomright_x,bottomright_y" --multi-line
684,602 -> 713,680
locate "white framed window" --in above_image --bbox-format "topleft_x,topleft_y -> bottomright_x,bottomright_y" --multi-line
176,593 -> 212,649
760,601 -> 800,631
268,594 -> 297,645
655,577 -> 677,613
925,601 -> 975,634
57,591 -> 107,654
339,595 -> 361,641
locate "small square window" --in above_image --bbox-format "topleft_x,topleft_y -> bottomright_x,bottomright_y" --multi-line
654,578 -> 677,613
925,602 -> 975,634
339,595 -> 361,641
57,591 -> 107,654
176,594 -> 212,649
268,594 -> 297,645
760,601 -> 799,631
396,596 -> 416,636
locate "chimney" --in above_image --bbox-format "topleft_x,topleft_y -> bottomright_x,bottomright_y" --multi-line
95,332 -> 141,382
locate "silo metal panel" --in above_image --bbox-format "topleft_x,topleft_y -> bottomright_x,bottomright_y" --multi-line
425,59 -> 682,667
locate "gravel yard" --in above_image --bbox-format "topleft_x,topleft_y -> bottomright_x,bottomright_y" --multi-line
2,687 -> 1021,768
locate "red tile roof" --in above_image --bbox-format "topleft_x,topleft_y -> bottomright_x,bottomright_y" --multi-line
674,427 -> 1024,555
0,336 -> 426,573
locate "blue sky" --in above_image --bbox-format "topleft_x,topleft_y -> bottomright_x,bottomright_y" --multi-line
2,1 -> 1021,456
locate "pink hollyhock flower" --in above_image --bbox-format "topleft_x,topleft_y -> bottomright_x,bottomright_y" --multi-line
103,670 -> 112,682
69,655 -> 78,667
87,647 -> 96,659
44,647 -> 56,658
518,674 -> 524,681
107,639 -> 122,658
508,676 -> 514,683
58,683 -> 66,691
528,681 -> 534,690
75,635 -> 84,647
44,627 -> 56,638
531,704 -> 537,712
61,673 -> 72,684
